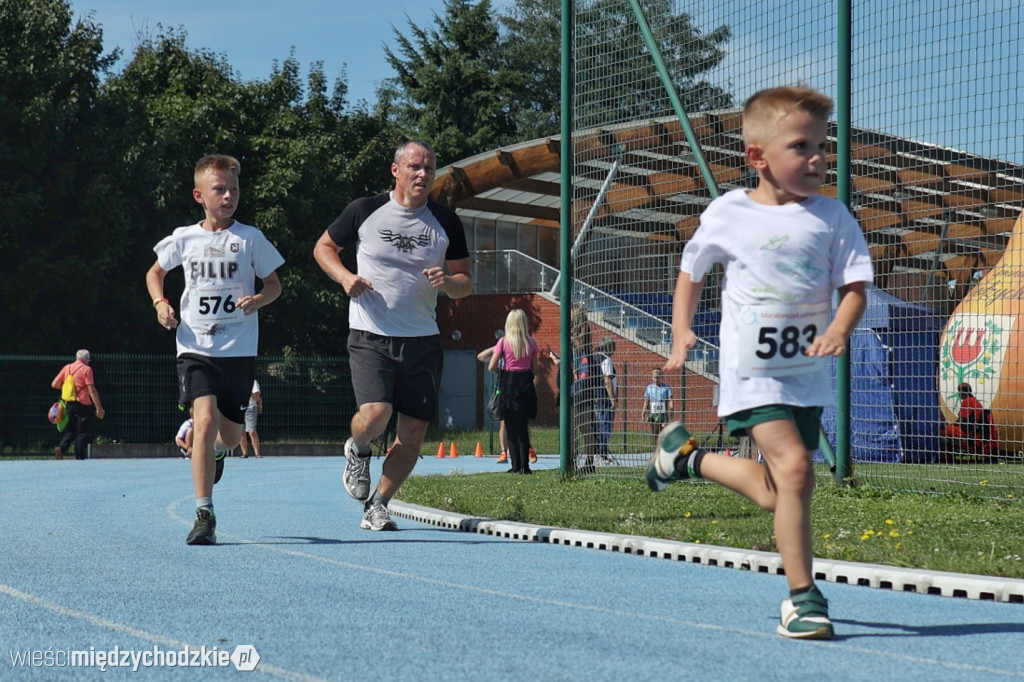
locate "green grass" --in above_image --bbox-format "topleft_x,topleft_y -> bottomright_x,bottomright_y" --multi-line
396,429 -> 1024,580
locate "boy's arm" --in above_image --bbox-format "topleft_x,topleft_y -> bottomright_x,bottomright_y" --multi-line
664,270 -> 704,372
805,281 -> 868,358
242,271 -> 281,315
146,261 -> 178,330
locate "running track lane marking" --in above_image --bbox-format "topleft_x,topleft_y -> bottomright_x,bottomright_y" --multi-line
165,496 -> 1024,680
0,583 -> 329,682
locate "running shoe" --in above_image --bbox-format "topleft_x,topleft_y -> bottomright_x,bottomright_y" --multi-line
186,508 -> 217,545
528,448 -> 537,463
644,421 -> 698,492
778,586 -> 834,639
214,449 -> 227,485
360,501 -> 398,531
343,437 -> 372,501
496,451 -> 508,464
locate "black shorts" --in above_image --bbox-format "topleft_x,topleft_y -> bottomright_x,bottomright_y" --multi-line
177,353 -> 256,425
348,330 -> 443,422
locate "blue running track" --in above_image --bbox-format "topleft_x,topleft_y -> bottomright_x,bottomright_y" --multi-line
2,455 -> 1022,680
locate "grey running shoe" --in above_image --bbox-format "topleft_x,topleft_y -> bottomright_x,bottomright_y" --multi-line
778,585 -> 834,639
343,437 -> 372,501
360,501 -> 398,531
644,421 -> 698,492
186,508 -> 217,545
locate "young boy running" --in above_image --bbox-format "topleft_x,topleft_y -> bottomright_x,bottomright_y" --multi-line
646,86 -> 873,639
146,154 -> 284,545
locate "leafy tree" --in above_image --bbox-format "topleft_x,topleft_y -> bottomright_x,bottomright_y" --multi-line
498,0 -> 563,140
572,0 -> 733,128
103,33 -> 402,356
383,0 -> 732,146
0,0 -> 123,353
380,0 -> 520,164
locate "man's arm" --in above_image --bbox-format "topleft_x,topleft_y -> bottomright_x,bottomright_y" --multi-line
313,230 -> 373,297
423,257 -> 473,299
88,384 -> 105,419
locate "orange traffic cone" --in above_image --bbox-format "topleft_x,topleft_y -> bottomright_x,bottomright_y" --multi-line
474,442 -> 483,458
449,442 -> 458,458
436,442 -> 446,458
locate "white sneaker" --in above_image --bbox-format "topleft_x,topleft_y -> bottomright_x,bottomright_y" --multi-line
343,437 -> 372,501
644,421 -> 697,492
360,501 -> 397,531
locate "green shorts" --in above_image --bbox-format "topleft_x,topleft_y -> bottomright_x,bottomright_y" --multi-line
726,404 -> 823,451
646,413 -> 668,424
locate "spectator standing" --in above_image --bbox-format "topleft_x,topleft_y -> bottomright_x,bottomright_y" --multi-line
487,309 -> 540,474
51,349 -> 105,460
239,379 -> 263,458
641,368 -> 674,444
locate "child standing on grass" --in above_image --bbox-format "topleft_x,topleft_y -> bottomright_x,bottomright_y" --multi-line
488,309 -> 540,474
645,86 -> 873,639
146,154 -> 284,545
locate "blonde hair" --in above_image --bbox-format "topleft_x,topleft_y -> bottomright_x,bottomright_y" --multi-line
503,309 -> 533,360
742,86 -> 833,148
194,154 -> 241,186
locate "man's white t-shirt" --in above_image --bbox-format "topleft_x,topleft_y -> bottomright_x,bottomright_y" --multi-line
154,222 -> 285,358
325,192 -> 469,338
680,189 -> 874,417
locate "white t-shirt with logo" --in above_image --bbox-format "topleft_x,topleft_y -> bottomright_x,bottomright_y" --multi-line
680,189 -> 873,417
154,221 -> 285,357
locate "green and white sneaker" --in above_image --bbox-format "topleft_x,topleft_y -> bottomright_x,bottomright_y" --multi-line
644,421 -> 699,492
778,586 -> 834,639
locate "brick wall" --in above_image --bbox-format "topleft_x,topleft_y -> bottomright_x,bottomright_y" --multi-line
437,294 -> 719,432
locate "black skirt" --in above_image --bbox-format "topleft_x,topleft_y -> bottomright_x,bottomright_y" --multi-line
500,370 -> 538,420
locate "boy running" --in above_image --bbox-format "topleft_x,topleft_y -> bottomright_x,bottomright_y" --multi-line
147,154 -> 284,545
646,86 -> 873,639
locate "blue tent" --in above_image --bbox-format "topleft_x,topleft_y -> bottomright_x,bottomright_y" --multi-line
821,288 -> 944,463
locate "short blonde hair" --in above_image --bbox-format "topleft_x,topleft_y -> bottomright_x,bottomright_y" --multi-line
194,154 -> 241,187
742,86 -> 833,148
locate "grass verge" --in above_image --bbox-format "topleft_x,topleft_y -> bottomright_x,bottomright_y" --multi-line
396,467 -> 1024,580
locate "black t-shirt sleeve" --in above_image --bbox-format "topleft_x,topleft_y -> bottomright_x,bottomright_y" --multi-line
429,200 -> 470,261
325,194 -> 389,248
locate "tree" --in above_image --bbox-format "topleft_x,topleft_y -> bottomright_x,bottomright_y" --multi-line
0,0 -> 120,353
384,0 -> 732,147
572,0 -> 732,127
380,0 -> 520,164
498,0 -> 563,140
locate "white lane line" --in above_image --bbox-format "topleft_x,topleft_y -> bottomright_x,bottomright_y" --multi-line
0,582 -> 328,682
163,496 -> 1024,680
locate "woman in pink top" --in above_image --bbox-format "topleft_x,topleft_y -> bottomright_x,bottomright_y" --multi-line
488,309 -> 539,473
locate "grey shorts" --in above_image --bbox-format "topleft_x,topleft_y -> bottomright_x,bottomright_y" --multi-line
348,330 -> 443,422
244,406 -> 258,432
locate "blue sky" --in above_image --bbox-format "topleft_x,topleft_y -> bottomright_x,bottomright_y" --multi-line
69,1 -> 1022,165
68,0 -> 491,106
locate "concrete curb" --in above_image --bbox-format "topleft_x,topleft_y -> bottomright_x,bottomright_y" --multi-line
390,500 -> 1024,604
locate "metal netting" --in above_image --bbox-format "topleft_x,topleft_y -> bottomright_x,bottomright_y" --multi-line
569,0 -> 1024,497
